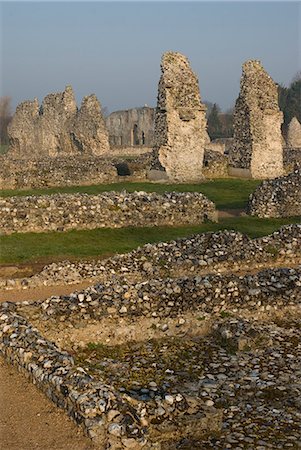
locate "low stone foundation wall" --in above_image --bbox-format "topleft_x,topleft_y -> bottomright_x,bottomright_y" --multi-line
34,266 -> 301,322
0,156 -> 118,189
1,224 -> 300,291
0,191 -> 217,234
248,169 -> 301,218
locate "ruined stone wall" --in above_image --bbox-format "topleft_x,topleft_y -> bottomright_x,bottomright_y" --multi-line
229,60 -> 284,179
283,148 -> 301,173
202,150 -> 229,178
0,191 -> 217,234
106,107 -> 155,147
0,156 -> 117,189
7,86 -> 110,158
151,52 -> 207,182
287,117 -> 301,149
248,168 -> 301,218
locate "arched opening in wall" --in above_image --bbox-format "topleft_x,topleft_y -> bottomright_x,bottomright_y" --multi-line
131,124 -> 139,146
141,131 -> 145,145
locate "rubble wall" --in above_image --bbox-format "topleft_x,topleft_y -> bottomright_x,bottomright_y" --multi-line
0,156 -> 117,189
0,191 -> 217,234
229,60 -> 284,179
248,169 -> 301,218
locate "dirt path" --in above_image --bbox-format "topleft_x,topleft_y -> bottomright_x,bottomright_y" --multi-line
0,281 -> 95,303
218,209 -> 244,218
0,357 -> 95,450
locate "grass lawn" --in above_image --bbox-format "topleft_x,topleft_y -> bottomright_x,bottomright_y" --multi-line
1,216 -> 300,265
0,178 -> 261,209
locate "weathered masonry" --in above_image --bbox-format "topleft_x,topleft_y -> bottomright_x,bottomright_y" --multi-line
7,86 -> 110,158
0,191 -> 217,234
150,51 -> 208,182
248,168 -> 301,218
106,107 -> 155,147
229,60 -> 284,179
287,117 -> 301,149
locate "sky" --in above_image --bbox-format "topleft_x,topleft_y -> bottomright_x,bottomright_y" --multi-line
0,1 -> 300,114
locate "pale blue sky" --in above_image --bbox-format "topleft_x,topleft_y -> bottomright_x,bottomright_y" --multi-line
1,1 -> 300,113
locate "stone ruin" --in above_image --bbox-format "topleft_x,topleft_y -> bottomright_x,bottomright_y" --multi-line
287,116 -> 301,149
150,51 -> 207,182
248,167 -> 301,218
7,86 -> 110,158
106,107 -> 155,147
229,60 -> 284,179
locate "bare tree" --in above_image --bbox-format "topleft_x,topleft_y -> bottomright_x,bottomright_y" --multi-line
0,96 -> 12,145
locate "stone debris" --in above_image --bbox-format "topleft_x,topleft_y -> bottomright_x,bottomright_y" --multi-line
0,304 -> 222,449
151,52 -> 207,182
1,224 -> 301,448
248,168 -> 301,218
229,60 -> 284,179
24,266 -> 301,322
0,191 -> 216,235
2,224 -> 300,290
287,117 -> 301,149
7,86 -> 110,158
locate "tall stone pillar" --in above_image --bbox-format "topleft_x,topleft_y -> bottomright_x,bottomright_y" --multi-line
151,52 -> 207,182
229,60 -> 284,179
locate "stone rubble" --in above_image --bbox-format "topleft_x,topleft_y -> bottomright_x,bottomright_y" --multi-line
248,168 -> 301,218
0,155 -> 118,190
0,303 -> 222,449
2,224 -> 300,290
23,266 -> 301,322
0,191 -> 216,235
229,60 -> 284,179
0,224 -> 301,448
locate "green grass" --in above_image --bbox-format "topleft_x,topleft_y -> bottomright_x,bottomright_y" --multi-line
0,179 -> 261,209
0,216 -> 300,265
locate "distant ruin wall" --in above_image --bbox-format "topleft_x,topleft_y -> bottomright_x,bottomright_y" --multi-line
0,192 -> 217,234
287,117 -> 301,149
151,52 -> 207,182
248,168 -> 301,218
7,86 -> 110,158
106,108 -> 155,147
0,156 -> 118,189
229,60 -> 284,179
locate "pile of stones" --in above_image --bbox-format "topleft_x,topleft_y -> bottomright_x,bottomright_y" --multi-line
248,168 -> 301,218
0,191 -> 216,235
